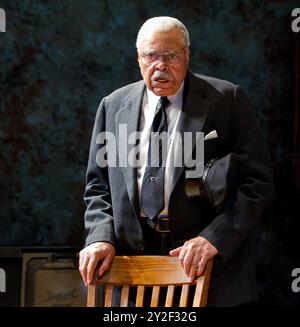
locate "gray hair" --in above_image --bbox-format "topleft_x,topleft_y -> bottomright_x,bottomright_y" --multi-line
136,16 -> 190,50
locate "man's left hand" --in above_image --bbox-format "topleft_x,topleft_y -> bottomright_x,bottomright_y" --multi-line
169,236 -> 218,282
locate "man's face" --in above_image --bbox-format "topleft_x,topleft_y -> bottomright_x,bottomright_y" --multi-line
137,28 -> 190,96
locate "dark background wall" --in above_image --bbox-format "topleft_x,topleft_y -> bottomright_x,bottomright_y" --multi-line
0,0 -> 299,306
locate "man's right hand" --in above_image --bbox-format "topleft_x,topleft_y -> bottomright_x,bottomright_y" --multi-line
79,241 -> 115,286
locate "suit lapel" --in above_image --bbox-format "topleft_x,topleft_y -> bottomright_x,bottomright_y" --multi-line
169,72 -> 212,197
115,81 -> 145,217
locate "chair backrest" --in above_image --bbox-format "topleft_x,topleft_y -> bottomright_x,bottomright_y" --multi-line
87,255 -> 213,307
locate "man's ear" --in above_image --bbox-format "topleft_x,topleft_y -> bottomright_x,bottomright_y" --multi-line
185,47 -> 190,65
137,52 -> 142,68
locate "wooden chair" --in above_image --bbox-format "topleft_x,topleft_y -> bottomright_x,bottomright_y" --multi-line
87,255 -> 213,307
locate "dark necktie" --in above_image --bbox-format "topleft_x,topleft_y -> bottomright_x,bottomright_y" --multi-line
141,96 -> 170,220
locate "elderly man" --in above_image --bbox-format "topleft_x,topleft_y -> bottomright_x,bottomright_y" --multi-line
79,16 -> 273,306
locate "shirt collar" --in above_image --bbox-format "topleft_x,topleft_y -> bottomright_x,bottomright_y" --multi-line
146,81 -> 185,111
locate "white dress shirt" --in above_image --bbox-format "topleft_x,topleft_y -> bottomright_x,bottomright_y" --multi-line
138,82 -> 184,217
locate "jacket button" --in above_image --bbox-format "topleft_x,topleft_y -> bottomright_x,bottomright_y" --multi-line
138,243 -> 144,251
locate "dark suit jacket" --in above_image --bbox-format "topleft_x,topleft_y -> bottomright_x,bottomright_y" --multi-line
84,71 -> 274,306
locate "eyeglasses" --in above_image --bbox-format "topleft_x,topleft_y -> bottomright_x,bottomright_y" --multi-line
140,47 -> 186,66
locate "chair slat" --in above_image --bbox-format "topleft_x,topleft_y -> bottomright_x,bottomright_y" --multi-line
136,286 -> 145,307
104,285 -> 114,307
193,280 -> 204,307
150,286 -> 160,307
87,284 -> 96,307
165,285 -> 175,307
120,285 -> 130,307
179,284 -> 189,307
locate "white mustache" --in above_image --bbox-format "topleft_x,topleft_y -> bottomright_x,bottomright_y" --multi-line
152,71 -> 170,80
